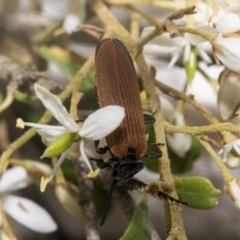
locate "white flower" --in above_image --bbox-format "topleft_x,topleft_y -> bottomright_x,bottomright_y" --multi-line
214,33 -> 240,73
158,93 -> 192,157
0,167 -> 57,233
141,25 -> 214,68
217,69 -> 240,120
219,139 -> 240,164
225,178 -> 240,210
16,83 -> 125,191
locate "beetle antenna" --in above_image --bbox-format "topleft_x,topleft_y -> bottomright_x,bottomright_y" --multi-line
100,179 -> 117,226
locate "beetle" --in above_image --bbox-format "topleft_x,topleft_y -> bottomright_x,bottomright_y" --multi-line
92,38 -> 187,226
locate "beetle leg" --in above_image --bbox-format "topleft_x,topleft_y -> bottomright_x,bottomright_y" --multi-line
76,115 -> 88,123
94,140 -> 109,154
89,158 -> 112,168
157,191 -> 188,205
144,114 -> 156,124
144,143 -> 163,158
127,178 -> 147,189
100,179 -> 118,226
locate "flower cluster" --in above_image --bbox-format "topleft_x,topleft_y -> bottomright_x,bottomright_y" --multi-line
141,2 -> 240,168
142,3 -> 240,74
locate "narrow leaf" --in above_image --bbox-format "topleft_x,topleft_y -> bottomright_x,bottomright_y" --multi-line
120,194 -> 151,240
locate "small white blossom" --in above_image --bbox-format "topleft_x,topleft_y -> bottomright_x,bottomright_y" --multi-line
0,167 -> 57,233
219,139 -> 240,164
17,84 -> 125,191
141,25 -> 214,68
225,178 -> 240,210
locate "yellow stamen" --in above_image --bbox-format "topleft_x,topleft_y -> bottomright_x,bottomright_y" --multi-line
40,177 -> 50,192
16,118 -> 25,129
87,169 -> 100,178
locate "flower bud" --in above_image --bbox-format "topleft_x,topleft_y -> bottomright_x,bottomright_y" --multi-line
217,69 -> 240,120
166,113 -> 192,158
225,178 -> 240,210
55,182 -> 84,219
184,45 -> 197,83
41,132 -> 79,158
225,153 -> 240,169
158,94 -> 192,157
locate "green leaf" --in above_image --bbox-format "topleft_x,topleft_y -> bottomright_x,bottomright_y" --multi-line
120,194 -> 151,240
170,137 -> 202,174
175,177 -> 221,209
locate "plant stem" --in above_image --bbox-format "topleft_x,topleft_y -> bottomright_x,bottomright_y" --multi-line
198,137 -> 234,182
155,79 -> 237,144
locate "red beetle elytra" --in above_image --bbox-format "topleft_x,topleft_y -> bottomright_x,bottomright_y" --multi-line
93,38 -> 187,226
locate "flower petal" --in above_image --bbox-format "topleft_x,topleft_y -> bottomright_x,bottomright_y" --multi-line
79,140 -> 93,172
215,35 -> 240,73
37,128 -> 67,145
0,167 -> 30,193
167,133 -> 192,157
141,29 -> 186,59
3,195 -> 57,233
219,143 -> 233,162
63,14 -> 80,34
143,44 -> 179,57
34,84 -> 80,132
196,45 -> 212,64
158,94 -> 176,123
216,13 -> 240,34
79,105 -> 125,140
141,30 -> 186,48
